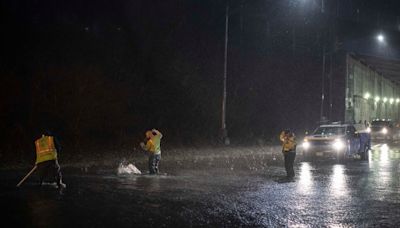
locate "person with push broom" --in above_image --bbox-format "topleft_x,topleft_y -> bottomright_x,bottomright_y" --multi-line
17,130 -> 66,189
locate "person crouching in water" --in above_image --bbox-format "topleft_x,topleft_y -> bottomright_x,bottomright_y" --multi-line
279,129 -> 297,180
140,129 -> 163,174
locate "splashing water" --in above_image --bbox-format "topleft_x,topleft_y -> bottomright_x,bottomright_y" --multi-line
117,163 -> 142,175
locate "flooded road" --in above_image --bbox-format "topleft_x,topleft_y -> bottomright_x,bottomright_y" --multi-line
2,142 -> 400,227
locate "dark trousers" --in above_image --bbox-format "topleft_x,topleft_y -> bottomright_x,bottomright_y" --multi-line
284,151 -> 296,178
37,159 -> 63,187
148,154 -> 161,174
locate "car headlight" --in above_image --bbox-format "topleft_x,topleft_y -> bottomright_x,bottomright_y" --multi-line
366,127 -> 371,133
302,141 -> 310,150
382,127 -> 388,134
332,139 -> 345,151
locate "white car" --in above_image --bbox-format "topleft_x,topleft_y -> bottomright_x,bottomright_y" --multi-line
302,123 -> 370,161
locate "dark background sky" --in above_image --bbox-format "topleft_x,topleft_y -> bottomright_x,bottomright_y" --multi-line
1,0 -> 400,155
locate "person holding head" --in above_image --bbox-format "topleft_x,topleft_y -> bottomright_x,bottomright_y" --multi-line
279,129 -> 297,180
140,129 -> 163,174
35,130 -> 66,188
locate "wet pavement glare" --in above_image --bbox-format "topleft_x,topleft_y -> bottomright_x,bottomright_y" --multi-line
2,142 -> 400,227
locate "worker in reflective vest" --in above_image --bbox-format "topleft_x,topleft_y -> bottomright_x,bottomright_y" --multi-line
140,129 -> 163,174
279,129 -> 297,180
35,130 -> 66,188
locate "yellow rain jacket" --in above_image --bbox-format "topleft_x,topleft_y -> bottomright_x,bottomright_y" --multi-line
35,135 -> 58,164
143,131 -> 162,155
280,131 -> 297,152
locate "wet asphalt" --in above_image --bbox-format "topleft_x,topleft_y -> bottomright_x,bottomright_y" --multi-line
2,141 -> 400,227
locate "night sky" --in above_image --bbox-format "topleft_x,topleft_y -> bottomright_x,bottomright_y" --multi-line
1,0 -> 400,155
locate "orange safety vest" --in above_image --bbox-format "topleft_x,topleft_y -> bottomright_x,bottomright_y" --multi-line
35,135 -> 58,164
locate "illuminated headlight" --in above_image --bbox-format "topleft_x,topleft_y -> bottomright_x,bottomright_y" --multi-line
302,141 -> 310,150
382,127 -> 388,135
332,139 -> 345,151
366,127 -> 371,133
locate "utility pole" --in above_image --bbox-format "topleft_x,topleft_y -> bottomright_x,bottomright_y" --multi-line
221,1 -> 230,145
320,0 -> 327,123
320,44 -> 326,122
329,52 -> 333,120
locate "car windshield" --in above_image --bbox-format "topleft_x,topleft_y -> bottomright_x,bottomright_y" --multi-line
313,126 -> 345,136
371,121 -> 390,127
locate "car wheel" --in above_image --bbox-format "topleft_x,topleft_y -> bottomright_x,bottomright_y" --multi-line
361,145 -> 369,161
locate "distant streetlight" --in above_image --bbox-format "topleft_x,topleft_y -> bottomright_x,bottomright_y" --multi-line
376,34 -> 385,43
375,32 -> 389,57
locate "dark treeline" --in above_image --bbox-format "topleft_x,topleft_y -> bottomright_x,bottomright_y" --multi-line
1,0 -> 398,164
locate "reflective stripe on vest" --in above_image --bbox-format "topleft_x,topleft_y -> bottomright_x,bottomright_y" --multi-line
35,136 -> 57,164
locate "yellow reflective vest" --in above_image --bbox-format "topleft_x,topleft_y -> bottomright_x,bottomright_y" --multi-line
280,131 -> 297,152
144,133 -> 162,155
35,135 -> 58,164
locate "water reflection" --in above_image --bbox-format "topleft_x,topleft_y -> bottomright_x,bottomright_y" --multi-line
368,143 -> 389,169
377,144 -> 391,190
369,143 -> 390,166
380,144 -> 389,164
297,162 -> 313,194
366,143 -> 395,201
330,165 -> 348,197
116,175 -> 162,192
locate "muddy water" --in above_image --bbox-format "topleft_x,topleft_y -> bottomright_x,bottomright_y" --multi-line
1,142 -> 400,227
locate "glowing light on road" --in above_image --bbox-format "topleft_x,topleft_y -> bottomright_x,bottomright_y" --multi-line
380,144 -> 389,164
383,97 -> 388,103
330,165 -> 347,197
390,98 -> 394,104
298,162 -> 313,194
363,92 -> 370,99
375,96 -> 380,102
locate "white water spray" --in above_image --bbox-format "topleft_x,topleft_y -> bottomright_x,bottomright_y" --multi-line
117,162 -> 141,175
